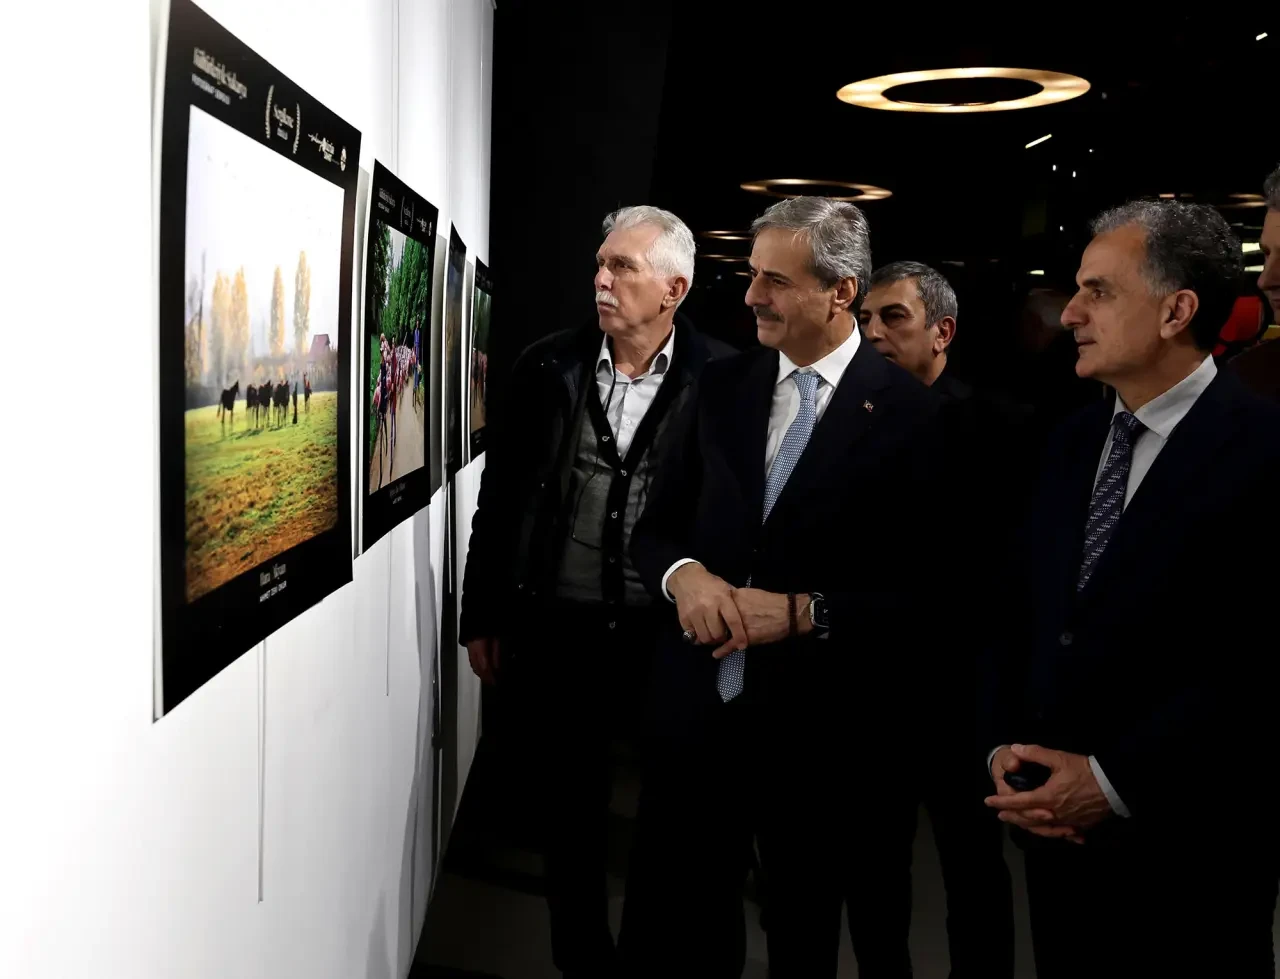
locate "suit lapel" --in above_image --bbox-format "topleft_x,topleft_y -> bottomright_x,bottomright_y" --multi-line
727,349 -> 777,525
764,342 -> 893,526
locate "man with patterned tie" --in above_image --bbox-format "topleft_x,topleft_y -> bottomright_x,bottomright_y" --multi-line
621,197 -> 945,978
984,199 -> 1280,977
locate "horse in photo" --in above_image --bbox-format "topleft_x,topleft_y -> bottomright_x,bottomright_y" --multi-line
217,381 -> 239,434
258,382 -> 274,428
272,379 -> 290,428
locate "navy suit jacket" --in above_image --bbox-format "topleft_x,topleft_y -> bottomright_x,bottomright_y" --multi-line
992,368 -> 1280,835
631,339 -> 945,736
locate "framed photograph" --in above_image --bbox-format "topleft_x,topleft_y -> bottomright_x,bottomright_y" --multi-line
428,232 -> 446,498
360,161 -> 439,551
468,260 -> 492,458
444,226 -> 467,479
156,0 -> 360,715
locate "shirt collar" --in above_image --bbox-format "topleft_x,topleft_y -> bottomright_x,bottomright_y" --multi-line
1114,354 -> 1217,439
598,328 -> 676,377
776,326 -> 861,388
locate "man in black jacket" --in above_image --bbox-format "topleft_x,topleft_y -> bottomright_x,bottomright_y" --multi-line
622,197 -> 943,978
459,205 -> 731,978
985,200 -> 1280,977
860,261 -> 1016,979
860,260 -> 956,389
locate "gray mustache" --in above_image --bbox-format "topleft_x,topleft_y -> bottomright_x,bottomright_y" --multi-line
753,305 -> 782,322
595,290 -> 618,308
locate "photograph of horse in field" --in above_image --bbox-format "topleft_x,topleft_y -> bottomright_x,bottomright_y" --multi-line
366,218 -> 429,494
181,104 -> 344,603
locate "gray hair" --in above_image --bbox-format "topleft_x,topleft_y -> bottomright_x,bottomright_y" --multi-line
1265,165 -> 1280,210
750,197 -> 872,309
870,261 -> 958,325
602,205 -> 695,305
1089,199 -> 1242,350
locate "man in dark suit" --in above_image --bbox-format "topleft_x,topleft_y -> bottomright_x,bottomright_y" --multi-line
461,205 -> 731,978
860,261 -> 1016,979
985,199 -> 1280,977
620,197 -> 943,978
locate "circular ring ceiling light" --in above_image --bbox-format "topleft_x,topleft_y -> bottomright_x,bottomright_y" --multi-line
700,230 -> 753,241
740,178 -> 892,202
836,67 -> 1090,113
1223,193 -> 1267,209
699,254 -> 749,262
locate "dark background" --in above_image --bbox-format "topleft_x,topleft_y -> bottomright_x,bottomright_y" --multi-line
487,1 -> 1275,431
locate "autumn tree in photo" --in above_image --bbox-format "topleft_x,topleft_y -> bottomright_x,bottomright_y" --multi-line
294,250 -> 311,358
209,270 -> 231,387
230,267 -> 250,382
184,272 -> 208,386
270,265 -> 286,359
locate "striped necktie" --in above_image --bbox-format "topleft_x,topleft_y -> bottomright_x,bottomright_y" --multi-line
1078,411 -> 1145,591
717,370 -> 820,702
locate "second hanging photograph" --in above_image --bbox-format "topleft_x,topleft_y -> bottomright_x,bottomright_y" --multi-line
360,160 -> 440,551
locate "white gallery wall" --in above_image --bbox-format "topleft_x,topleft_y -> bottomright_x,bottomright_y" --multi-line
0,1 -> 492,977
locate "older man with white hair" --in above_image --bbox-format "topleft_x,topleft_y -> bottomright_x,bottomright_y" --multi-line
460,205 -> 732,978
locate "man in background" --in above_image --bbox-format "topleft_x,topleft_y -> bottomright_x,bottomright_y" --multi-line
1230,164 -> 1280,400
859,261 -> 1016,978
859,260 -> 956,389
624,197 -> 945,977
461,206 -> 730,978
986,200 -> 1280,976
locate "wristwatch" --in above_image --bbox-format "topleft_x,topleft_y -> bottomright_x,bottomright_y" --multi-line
807,592 -> 830,636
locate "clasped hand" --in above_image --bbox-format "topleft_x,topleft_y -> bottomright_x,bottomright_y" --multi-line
668,563 -> 810,658
985,743 -> 1114,844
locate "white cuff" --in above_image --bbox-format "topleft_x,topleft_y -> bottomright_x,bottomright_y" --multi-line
987,745 -> 1010,777
1089,755 -> 1131,818
661,558 -> 700,602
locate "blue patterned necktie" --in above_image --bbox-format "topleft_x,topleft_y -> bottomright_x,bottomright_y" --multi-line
1078,411 -> 1145,591
717,370 -> 820,702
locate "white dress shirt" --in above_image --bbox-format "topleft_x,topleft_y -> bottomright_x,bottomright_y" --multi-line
1095,353 -> 1217,505
661,328 -> 862,598
596,328 -> 676,457
764,327 -> 861,475
992,354 -> 1219,818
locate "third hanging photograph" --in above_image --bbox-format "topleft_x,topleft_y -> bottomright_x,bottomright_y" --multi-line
468,259 -> 492,458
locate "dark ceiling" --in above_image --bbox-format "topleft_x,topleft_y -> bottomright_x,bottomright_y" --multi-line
651,6 -> 1272,273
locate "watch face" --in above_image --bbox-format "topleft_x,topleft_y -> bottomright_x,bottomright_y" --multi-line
812,597 -> 830,630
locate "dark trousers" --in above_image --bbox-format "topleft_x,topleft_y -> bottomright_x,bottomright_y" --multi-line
500,602 -> 657,977
899,749 -> 1014,978
1022,828 -> 1278,978
619,701 -> 915,979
